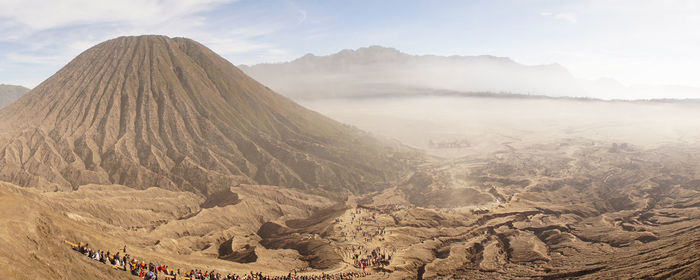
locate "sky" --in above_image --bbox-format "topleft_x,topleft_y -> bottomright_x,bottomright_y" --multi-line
0,0 -> 698,92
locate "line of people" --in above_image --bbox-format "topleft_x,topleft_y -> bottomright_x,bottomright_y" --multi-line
69,241 -> 372,280
337,207 -> 393,271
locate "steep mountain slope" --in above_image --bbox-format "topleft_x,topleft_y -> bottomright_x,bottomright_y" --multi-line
239,46 -> 583,99
0,182 -> 130,280
0,35 -> 413,195
0,84 -> 29,109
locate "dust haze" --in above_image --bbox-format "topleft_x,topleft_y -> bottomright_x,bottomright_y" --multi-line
242,47 -> 700,278
300,96 -> 700,158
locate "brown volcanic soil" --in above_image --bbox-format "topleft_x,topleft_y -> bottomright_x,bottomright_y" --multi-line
0,139 -> 698,279
0,181 -> 343,279
0,35 -> 415,195
356,140 -> 699,279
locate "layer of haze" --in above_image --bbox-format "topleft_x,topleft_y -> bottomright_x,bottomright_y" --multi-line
300,96 -> 700,158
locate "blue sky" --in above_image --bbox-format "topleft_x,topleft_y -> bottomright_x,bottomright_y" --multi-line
0,0 -> 698,90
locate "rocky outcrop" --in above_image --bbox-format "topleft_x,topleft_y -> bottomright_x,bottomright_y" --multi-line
218,239 -> 257,263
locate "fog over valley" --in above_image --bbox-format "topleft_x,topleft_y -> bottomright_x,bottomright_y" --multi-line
299,96 -> 700,158
242,46 -> 700,158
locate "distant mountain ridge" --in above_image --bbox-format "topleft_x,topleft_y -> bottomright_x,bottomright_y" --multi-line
0,84 -> 29,108
240,46 -> 581,99
240,46 -> 700,100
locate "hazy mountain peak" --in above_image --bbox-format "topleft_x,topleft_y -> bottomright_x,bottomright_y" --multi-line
355,45 -> 404,55
298,53 -> 317,60
445,54 -> 516,64
0,84 -> 30,109
321,45 -> 408,65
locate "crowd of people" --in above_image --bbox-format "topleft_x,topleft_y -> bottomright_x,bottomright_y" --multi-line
69,242 -> 372,280
351,246 -> 391,270
65,205 -> 400,279
344,209 -> 387,243
334,207 -> 394,271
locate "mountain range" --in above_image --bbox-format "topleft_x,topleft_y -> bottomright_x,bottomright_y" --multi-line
240,46 -> 700,100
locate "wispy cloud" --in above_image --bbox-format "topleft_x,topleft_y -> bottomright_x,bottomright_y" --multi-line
0,0 -> 233,31
0,0 -> 307,86
5,52 -> 66,65
540,12 -> 577,24
297,8 -> 308,24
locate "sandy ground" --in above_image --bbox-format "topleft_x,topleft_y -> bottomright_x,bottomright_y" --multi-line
0,97 -> 699,279
2,136 -> 698,279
